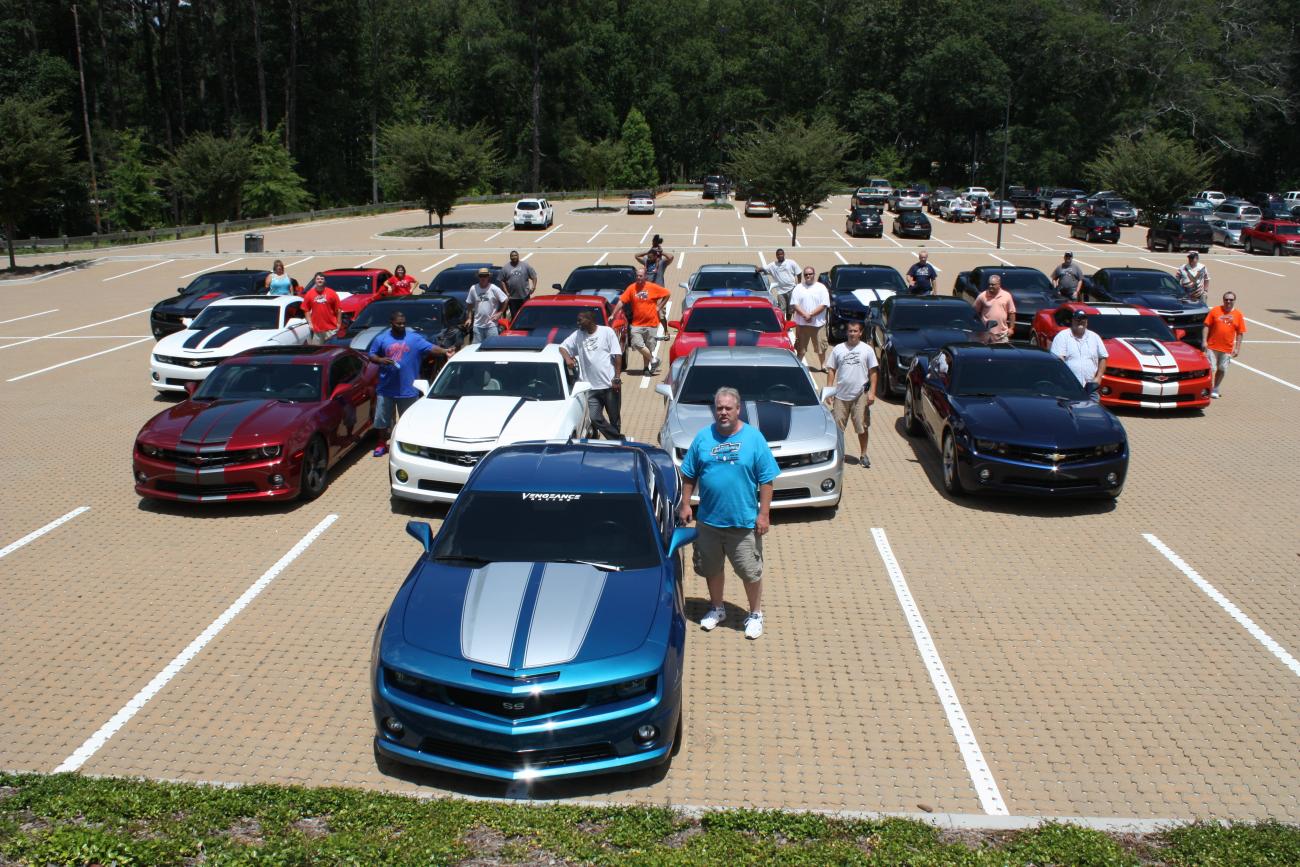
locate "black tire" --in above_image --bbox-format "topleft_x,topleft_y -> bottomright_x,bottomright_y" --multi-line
670,711 -> 683,758
903,387 -> 923,436
298,435 -> 329,501
1171,239 -> 1180,253
1146,234 -> 1156,251
373,741 -> 405,777
1272,244 -> 1281,257
941,431 -> 965,496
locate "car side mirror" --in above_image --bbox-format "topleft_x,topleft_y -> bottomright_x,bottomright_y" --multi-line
406,521 -> 433,552
1174,328 -> 1187,339
678,281 -> 688,290
820,385 -> 836,401
330,383 -> 350,400
412,379 -> 429,396
655,383 -> 673,399
667,527 -> 698,557
287,317 -> 306,326
668,319 -> 682,330
183,380 -> 198,396
571,381 -> 592,395
551,282 -> 563,291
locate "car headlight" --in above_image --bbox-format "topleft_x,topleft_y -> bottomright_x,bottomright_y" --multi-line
809,450 -> 832,464
674,447 -> 687,461
896,354 -> 914,368
1095,442 -> 1124,456
388,668 -> 420,690
614,677 -> 651,698
588,676 -> 656,705
974,439 -> 1007,454
139,443 -> 163,457
397,442 -> 420,455
259,445 -> 282,458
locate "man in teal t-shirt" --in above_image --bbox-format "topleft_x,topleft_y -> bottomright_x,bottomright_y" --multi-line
678,386 -> 779,640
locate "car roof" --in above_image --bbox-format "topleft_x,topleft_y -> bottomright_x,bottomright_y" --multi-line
470,441 -> 651,495
570,265 -> 635,273
687,297 -> 777,310
1093,266 -> 1167,275
208,295 -> 298,307
1056,301 -> 1158,317
948,343 -> 1046,362
696,263 -> 760,272
521,295 -> 607,307
367,295 -> 454,307
454,338 -> 564,359
687,346 -> 801,367
891,296 -> 970,307
231,345 -> 347,364
322,267 -> 388,276
834,263 -> 896,271
189,269 -> 269,278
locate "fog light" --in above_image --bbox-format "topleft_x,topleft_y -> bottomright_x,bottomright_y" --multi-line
978,468 -> 991,482
820,478 -> 836,493
136,472 -> 148,484
634,724 -> 658,744
269,474 -> 285,487
1106,472 -> 1119,486
395,469 -> 409,483
151,371 -> 160,381
1101,386 -> 1111,395
1201,389 -> 1210,397
382,716 -> 404,735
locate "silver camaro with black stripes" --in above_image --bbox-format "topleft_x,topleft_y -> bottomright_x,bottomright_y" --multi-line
655,346 -> 844,510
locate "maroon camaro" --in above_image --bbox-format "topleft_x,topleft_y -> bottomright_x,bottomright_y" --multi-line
133,345 -> 378,503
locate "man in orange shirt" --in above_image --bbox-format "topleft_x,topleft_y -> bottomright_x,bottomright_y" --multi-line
301,273 -> 341,344
612,266 -> 670,374
1203,291 -> 1246,398
973,274 -> 1017,343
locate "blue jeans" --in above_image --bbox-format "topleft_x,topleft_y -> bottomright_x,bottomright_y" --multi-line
472,324 -> 497,344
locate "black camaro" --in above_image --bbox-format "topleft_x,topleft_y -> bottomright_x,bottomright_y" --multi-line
869,296 -> 988,397
818,264 -> 906,343
904,343 -> 1128,498
1081,267 -> 1208,346
951,265 -> 1059,341
150,269 -> 273,339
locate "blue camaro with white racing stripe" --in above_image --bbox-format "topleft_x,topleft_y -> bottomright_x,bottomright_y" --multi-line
371,440 -> 696,781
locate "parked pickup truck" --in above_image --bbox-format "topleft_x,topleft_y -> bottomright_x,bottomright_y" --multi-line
1145,216 -> 1212,254
1009,191 -> 1042,218
1241,220 -> 1300,256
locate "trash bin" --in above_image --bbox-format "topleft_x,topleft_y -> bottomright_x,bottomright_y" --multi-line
244,232 -> 264,253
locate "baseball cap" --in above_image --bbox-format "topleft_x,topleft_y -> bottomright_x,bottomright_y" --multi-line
1071,309 -> 1088,320
476,267 -> 491,277
1187,251 -> 1198,259
1063,251 -> 1073,258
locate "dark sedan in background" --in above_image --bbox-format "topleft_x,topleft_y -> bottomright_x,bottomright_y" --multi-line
845,206 -> 884,238
555,265 -> 640,311
952,265 -> 1059,341
904,344 -> 1128,499
892,211 -> 932,239
1071,216 -> 1121,244
150,269 -> 273,339
423,263 -> 502,304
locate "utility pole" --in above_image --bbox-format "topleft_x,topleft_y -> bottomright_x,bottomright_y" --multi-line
996,88 -> 1010,250
72,4 -> 103,234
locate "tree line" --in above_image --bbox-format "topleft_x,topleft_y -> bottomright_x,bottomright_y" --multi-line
2,0 -> 1295,250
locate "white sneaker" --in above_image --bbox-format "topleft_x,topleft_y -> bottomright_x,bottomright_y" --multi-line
1211,390 -> 1220,399
699,606 -> 726,631
743,611 -> 764,640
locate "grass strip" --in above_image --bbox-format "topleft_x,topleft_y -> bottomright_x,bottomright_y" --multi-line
2,773 -> 1298,865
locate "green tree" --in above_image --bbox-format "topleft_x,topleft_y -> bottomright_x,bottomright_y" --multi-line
725,116 -> 851,246
168,132 -> 251,253
1084,132 -> 1214,225
864,145 -> 906,184
567,137 -> 622,207
103,129 -> 163,231
378,121 -> 500,249
243,126 -> 312,217
0,96 -> 76,268
614,108 -> 656,190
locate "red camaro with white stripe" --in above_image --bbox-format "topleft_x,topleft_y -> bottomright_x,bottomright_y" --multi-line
666,297 -> 794,365
1032,302 -> 1212,410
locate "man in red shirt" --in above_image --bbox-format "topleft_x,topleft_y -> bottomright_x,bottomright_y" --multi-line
1203,291 -> 1246,398
611,267 -> 670,374
380,264 -> 416,296
301,273 -> 341,344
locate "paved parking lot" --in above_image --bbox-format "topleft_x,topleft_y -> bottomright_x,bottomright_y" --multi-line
1,192 -> 1298,821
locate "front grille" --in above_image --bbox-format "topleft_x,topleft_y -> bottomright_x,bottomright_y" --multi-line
1004,475 -> 1098,490
154,480 -> 258,496
991,445 -> 1105,465
153,354 -> 222,368
1108,368 -> 1208,383
1160,313 -> 1204,329
155,311 -> 184,323
409,446 -> 488,466
771,487 -> 811,501
417,478 -> 463,494
153,447 -> 266,467
419,738 -> 615,771
1118,391 -> 1200,403
445,685 -> 587,720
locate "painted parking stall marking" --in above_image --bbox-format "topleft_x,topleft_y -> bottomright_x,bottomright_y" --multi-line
1232,361 -> 1300,393
103,260 -> 175,282
870,528 -> 1009,815
179,258 -> 244,280
0,309 -> 152,352
0,507 -> 89,561
1144,534 -> 1300,678
53,514 -> 339,773
6,337 -> 154,383
421,253 -> 457,273
0,309 -> 58,326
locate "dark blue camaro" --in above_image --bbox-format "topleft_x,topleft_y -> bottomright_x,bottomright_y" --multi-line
903,344 -> 1128,498
371,440 -> 696,781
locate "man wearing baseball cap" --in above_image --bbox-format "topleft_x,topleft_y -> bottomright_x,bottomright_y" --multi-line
1176,251 -> 1210,303
1049,308 -> 1107,400
1051,251 -> 1084,300
464,267 -> 508,344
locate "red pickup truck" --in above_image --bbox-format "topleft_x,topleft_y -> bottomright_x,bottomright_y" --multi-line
1242,220 -> 1300,256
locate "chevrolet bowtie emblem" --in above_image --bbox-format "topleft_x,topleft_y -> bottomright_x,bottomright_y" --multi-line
1048,452 -> 1065,462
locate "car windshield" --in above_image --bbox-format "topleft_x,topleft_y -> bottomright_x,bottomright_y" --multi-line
833,269 -> 904,291
190,305 -> 280,330
678,364 -> 818,405
1107,272 -> 1184,297
1274,224 -> 1300,236
1082,315 -> 1176,341
693,270 -> 765,291
429,360 -> 563,401
1107,200 -> 1133,209
889,304 -> 981,331
320,274 -> 374,295
517,201 -> 540,210
193,362 -> 321,402
351,301 -> 444,333
953,356 -> 1085,400
511,305 -> 599,331
427,268 -> 488,295
630,191 -> 652,199
181,273 -> 253,296
434,492 -> 658,570
1222,221 -> 1247,230
900,213 -> 926,223
562,268 -> 636,292
684,307 -> 781,332
985,270 -> 1052,293
1089,218 -> 1117,227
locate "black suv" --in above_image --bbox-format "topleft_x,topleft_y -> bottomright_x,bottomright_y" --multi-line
1145,216 -> 1212,253
150,269 -> 274,339
702,175 -> 728,199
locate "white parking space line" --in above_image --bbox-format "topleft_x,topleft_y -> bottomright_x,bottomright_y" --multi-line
835,251 -> 847,264
692,225 -> 699,245
883,232 -> 903,248
0,507 -> 89,561
929,235 -> 953,247
757,251 -> 767,267
594,252 -> 609,265
988,253 -> 1014,266
1234,361 -> 1300,392
521,252 -> 534,261
421,254 -> 457,273
587,225 -> 607,244
870,528 -> 1009,815
0,308 -> 152,352
0,309 -> 58,326
832,229 -> 853,248
1218,258 -> 1284,278
639,224 -> 655,245
1013,234 -> 1053,251
740,226 -> 749,247
357,254 -> 385,266
1138,257 -> 1174,271
640,301 -> 672,389
696,209 -> 701,219
535,223 -> 563,243
1248,340 -> 1300,344
103,259 -> 175,282
485,228 -> 506,243
179,258 -> 244,280
966,233 -> 993,247
53,515 -> 339,773
734,207 -> 740,220
0,335 -> 150,340
1144,534 -> 1300,679
6,337 -> 153,382
676,251 -> 686,270
1245,318 -> 1300,339
285,256 -> 314,268
812,211 -> 823,221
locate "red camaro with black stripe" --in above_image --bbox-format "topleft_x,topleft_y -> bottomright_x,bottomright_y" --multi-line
500,294 -> 629,360
1032,302 -> 1213,410
666,297 -> 794,365
133,345 -> 378,503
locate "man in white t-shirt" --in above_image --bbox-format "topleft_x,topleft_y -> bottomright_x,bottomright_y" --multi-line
1175,251 -> 1210,303
559,310 -> 623,439
763,248 -> 800,315
464,268 -> 509,344
789,266 -> 831,371
1049,309 -> 1107,400
824,320 -> 879,467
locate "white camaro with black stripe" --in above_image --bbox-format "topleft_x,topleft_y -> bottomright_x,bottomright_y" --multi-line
150,295 -> 313,392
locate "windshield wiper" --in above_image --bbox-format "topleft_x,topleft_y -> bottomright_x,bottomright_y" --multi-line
551,558 -> 624,572
432,554 -> 492,566
957,391 -> 998,397
763,399 -> 796,406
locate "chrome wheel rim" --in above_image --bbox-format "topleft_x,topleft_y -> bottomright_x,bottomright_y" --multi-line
943,437 -> 956,487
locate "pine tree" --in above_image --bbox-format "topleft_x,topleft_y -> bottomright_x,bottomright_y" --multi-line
104,129 -> 163,230
242,126 -> 312,217
615,109 -> 657,190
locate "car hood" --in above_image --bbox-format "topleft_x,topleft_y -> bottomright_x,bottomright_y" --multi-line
396,394 -> 570,446
140,398 -> 308,447
502,325 -> 578,345
887,326 -> 978,354
664,399 -> 832,449
1008,289 -> 1057,315
952,394 -> 1125,446
155,326 -> 282,356
401,560 -> 661,667
832,289 -> 895,312
153,292 -> 234,318
1104,336 -> 1205,372
1114,293 -> 1206,314
336,292 -> 368,313
337,325 -> 386,352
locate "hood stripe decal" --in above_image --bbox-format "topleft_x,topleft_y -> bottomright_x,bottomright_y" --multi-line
522,563 -> 606,668
202,325 -> 256,348
741,400 -> 793,443
460,562 -> 533,667
179,399 -> 269,445
182,327 -> 221,349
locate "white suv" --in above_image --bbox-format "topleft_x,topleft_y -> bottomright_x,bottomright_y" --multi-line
1197,190 -> 1227,206
513,198 -> 554,229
